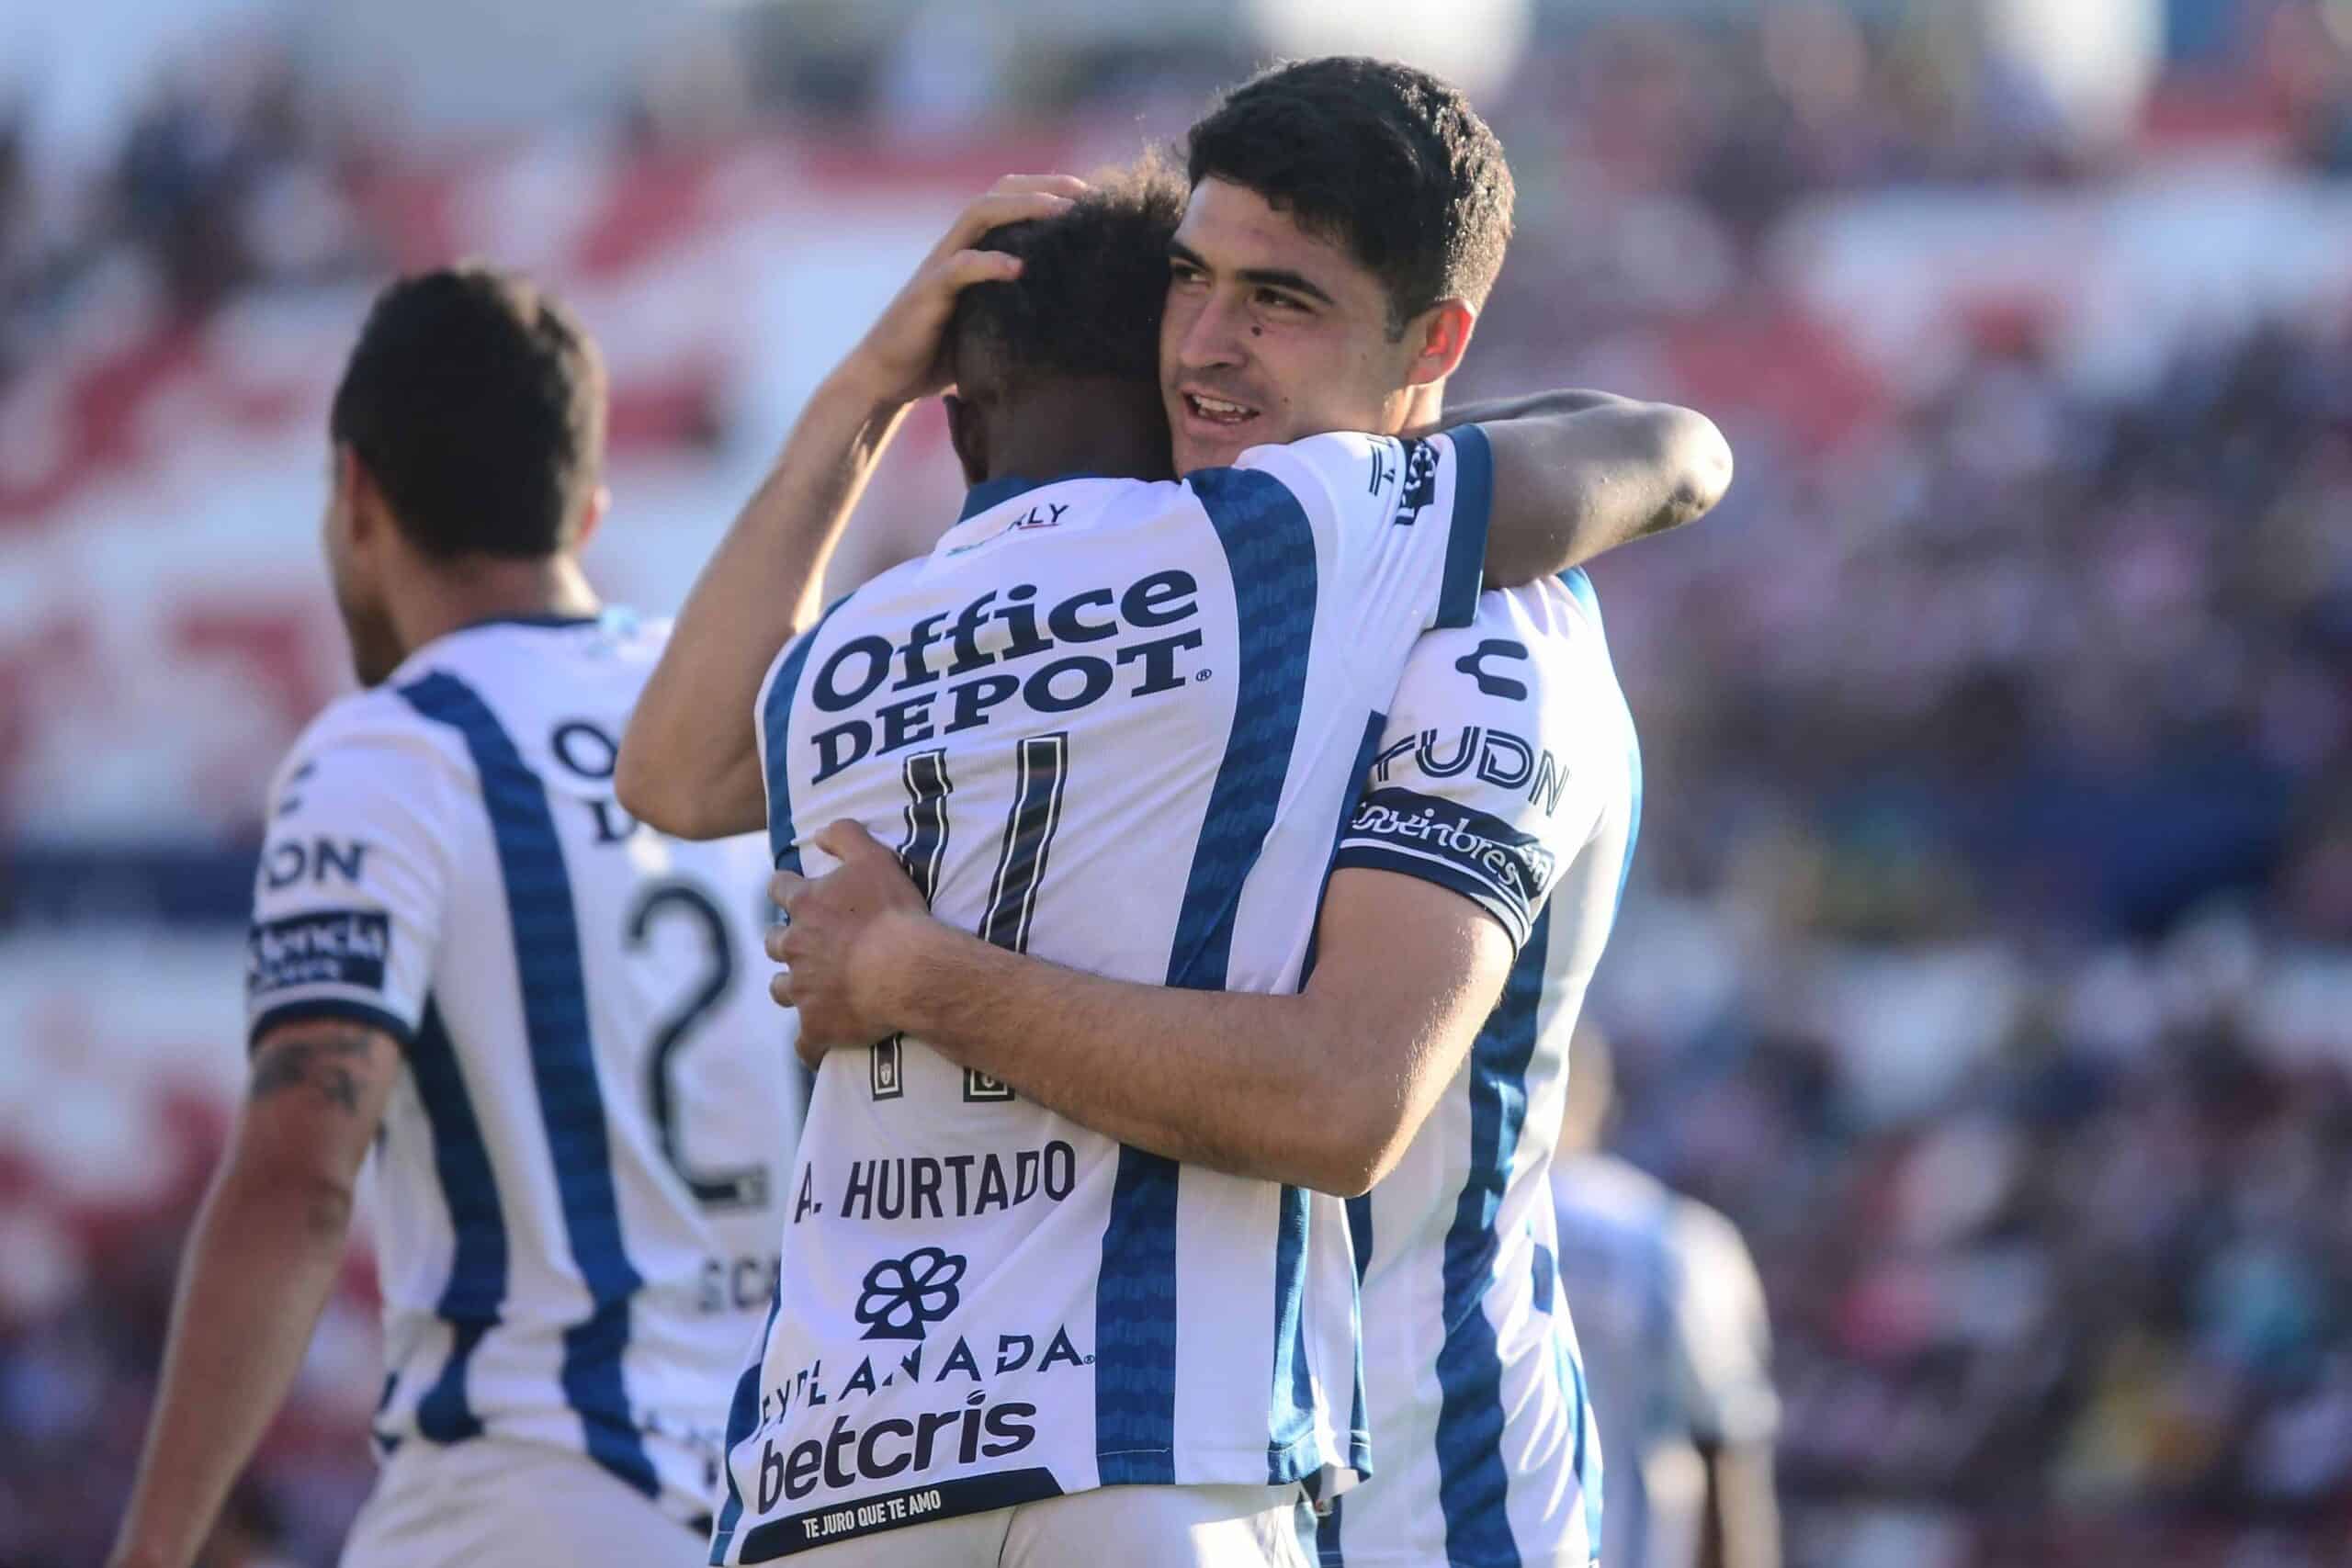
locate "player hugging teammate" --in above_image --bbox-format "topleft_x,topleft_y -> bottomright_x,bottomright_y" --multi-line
112,54 -> 1736,1568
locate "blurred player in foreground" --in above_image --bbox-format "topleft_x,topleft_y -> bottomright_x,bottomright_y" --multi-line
761,60 -> 1690,1568
108,267 -> 799,1568
1553,1026 -> 1781,1568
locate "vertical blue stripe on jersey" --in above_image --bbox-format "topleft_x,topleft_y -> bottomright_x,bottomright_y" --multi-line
1267,1185 -> 1315,1479
408,998 -> 503,1444
1098,466 -> 1317,1486
762,599 -> 852,874
1434,905 -> 1551,1567
400,671 -> 659,1500
1437,423 -> 1495,628
1278,711 -> 1385,1485
711,1283 -> 784,1562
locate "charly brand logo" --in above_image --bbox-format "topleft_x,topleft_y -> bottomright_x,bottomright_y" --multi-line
1453,638 -> 1531,701
857,1247 -> 967,1341
805,571 -> 1206,784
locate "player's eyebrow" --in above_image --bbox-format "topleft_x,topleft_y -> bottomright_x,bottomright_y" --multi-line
1169,241 -> 1337,308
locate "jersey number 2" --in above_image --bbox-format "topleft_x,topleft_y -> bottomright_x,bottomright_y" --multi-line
628,881 -> 769,1208
872,736 -> 1069,1102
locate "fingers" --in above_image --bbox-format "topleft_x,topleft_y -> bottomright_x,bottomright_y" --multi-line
770,969 -> 793,1009
991,173 -> 1090,200
937,186 -> 1081,259
770,869 -> 807,911
812,818 -> 893,866
765,920 -> 788,963
933,249 -> 1023,294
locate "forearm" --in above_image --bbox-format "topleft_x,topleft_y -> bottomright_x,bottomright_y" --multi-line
618,373 -> 910,838
1481,398 -> 1733,583
111,1156 -> 355,1568
876,919 -> 1378,1190
1704,1443 -> 1782,1568
1411,388 -> 1634,434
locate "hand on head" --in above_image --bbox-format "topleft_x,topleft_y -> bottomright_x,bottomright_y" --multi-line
837,175 -> 1088,408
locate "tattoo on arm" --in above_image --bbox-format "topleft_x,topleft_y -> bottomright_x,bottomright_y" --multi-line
250,1029 -> 377,1113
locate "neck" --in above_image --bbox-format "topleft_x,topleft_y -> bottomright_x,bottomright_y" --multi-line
1395,379 -> 1446,435
984,378 -> 1172,486
391,553 -> 600,656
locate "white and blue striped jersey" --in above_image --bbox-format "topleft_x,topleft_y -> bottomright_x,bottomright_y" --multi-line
1551,1156 -> 1779,1568
720,429 -> 1495,1562
244,612 -> 800,1521
1315,571 -> 1639,1568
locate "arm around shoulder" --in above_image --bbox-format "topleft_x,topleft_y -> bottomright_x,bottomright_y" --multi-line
1476,399 -> 1733,587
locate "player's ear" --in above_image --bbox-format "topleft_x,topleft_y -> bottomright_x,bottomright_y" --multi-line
571,484 -> 611,553
943,393 -> 989,487
338,444 -> 382,545
1401,298 -> 1476,389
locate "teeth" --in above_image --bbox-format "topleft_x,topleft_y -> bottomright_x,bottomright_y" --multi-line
1191,394 -> 1252,418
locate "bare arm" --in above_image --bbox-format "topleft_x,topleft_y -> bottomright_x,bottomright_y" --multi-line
616,382 -> 910,839
616,175 -> 1087,840
773,822 -> 1510,1196
107,1021 -> 402,1568
1474,394 -> 1734,587
1701,1441 -> 1782,1568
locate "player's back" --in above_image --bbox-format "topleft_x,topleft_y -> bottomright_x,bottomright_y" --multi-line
1317,570 -> 1636,1568
1552,1154 -> 1778,1568
724,432 -> 1492,1561
247,612 -> 798,1516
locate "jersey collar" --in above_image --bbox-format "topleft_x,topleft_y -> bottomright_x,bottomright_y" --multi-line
956,471 -> 1120,522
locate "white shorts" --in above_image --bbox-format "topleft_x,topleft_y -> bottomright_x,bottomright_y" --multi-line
785,1483 -> 1314,1568
340,1437 -> 708,1568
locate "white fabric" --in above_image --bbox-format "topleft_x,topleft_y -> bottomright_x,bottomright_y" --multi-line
1551,1155 -> 1780,1568
1320,575 -> 1634,1568
251,613 -> 799,1517
340,1436 -> 708,1568
720,431 -> 1493,1562
786,1483 -> 1314,1568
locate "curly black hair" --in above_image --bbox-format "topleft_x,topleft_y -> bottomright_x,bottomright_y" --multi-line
1185,57 -> 1515,335
329,265 -> 607,559
949,163 -> 1188,400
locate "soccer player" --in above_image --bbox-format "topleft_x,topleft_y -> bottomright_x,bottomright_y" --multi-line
765,61 -> 1680,1568
617,155 -> 1717,1561
107,268 -> 800,1568
1553,1027 -> 1781,1568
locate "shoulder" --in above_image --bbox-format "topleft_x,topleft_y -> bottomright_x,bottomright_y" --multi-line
1667,1192 -> 1763,1287
1555,1151 -> 1671,1224
276,686 -> 464,792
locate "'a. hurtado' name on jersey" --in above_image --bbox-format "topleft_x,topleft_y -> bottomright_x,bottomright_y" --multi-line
807,570 -> 1205,782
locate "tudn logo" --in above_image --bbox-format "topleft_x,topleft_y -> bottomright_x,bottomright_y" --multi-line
856,1247 -> 966,1341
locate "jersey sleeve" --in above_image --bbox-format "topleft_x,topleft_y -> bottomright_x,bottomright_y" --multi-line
1666,1200 -> 1781,1449
1329,585 -> 1612,953
1229,426 -> 1492,633
245,710 -> 452,1049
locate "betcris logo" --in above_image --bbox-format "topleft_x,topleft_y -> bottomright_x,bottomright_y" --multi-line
808,571 -> 1204,784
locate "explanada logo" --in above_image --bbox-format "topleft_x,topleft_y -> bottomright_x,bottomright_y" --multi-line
806,571 -> 1206,783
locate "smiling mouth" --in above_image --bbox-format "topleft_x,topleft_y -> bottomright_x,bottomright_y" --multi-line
1182,391 -> 1260,428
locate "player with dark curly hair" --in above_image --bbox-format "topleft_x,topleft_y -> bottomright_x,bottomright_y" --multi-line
624,103 -> 1723,1556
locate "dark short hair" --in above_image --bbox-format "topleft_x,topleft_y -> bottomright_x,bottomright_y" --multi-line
1185,56 -> 1515,333
329,265 -> 607,559
950,164 -> 1187,400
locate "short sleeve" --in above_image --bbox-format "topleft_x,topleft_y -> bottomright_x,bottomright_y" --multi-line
1229,426 -> 1492,633
1329,581 -> 1611,953
245,713 -> 451,1049
1666,1200 -> 1781,1448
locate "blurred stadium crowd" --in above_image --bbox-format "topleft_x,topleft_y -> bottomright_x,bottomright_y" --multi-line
6,2 -> 2352,1564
